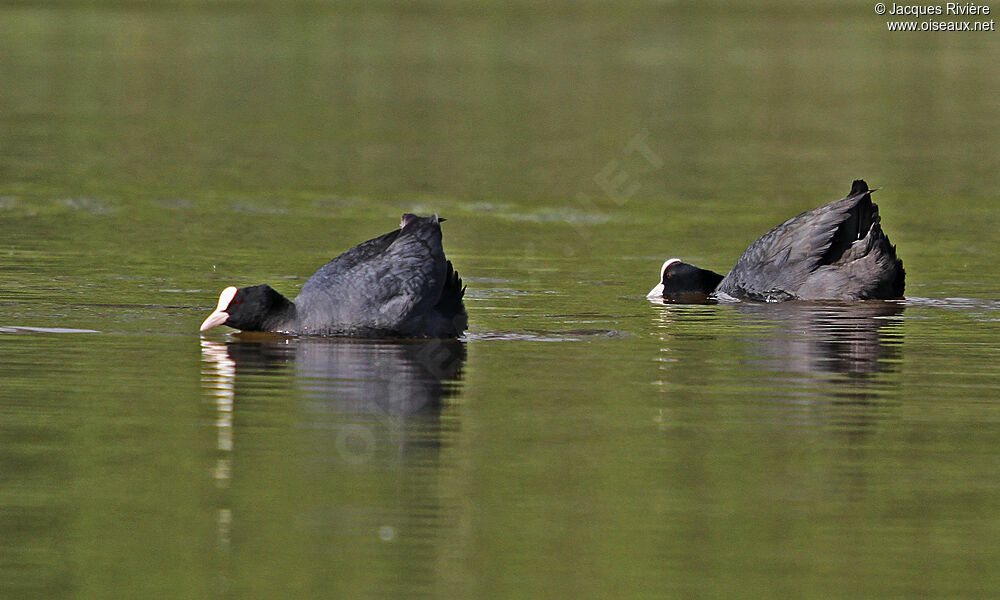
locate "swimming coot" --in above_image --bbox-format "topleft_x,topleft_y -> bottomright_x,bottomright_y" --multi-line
200,214 -> 467,337
648,180 -> 905,302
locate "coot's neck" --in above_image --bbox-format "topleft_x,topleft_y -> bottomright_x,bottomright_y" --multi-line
247,286 -> 297,332
262,293 -> 297,332
701,269 -> 725,292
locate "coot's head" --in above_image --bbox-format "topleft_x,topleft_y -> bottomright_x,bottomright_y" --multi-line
647,259 -> 724,299
200,284 -> 293,332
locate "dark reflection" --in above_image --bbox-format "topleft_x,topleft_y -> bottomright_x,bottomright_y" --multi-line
727,302 -> 907,502
200,335 -> 466,474
205,334 -> 465,415
732,301 -> 904,376
647,294 -> 718,306
733,301 -> 906,441
199,336 -> 466,580
651,301 -> 905,435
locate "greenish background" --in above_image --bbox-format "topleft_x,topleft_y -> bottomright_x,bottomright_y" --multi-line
2,2 -> 999,599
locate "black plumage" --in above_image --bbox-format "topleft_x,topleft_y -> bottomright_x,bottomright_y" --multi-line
201,214 -> 467,337
649,180 -> 905,302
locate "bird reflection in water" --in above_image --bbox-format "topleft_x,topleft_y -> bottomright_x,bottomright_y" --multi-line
201,334 -> 465,458
735,301 -> 906,502
652,301 -> 905,430
200,335 -> 465,551
733,301 -> 904,377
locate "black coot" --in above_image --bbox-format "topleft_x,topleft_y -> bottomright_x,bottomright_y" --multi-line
648,180 -> 905,302
201,214 -> 467,337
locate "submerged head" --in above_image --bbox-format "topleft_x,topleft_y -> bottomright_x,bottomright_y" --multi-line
199,284 -> 292,332
647,258 -> 724,299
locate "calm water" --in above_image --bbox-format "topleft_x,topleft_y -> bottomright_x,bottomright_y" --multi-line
2,2 -> 1000,598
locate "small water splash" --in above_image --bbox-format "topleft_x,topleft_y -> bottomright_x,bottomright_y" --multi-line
904,296 -> 1000,311
0,326 -> 100,334
464,329 -> 626,342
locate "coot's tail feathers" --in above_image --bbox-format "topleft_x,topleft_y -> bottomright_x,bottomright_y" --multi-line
849,179 -> 881,195
892,254 -> 906,298
864,221 -> 906,298
821,180 -> 880,267
401,213 -> 446,229
436,260 -> 466,314
432,260 -> 468,335
814,182 -> 905,299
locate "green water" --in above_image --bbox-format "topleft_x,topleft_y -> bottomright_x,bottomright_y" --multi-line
2,3 -> 1000,598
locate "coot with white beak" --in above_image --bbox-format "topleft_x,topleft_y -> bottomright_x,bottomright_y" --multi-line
648,180 -> 905,302
201,214 -> 467,337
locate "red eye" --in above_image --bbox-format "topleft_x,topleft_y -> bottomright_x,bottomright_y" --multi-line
234,299 -> 243,305
666,273 -> 673,279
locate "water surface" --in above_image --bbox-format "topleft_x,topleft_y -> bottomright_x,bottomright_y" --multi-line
2,3 -> 1000,599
